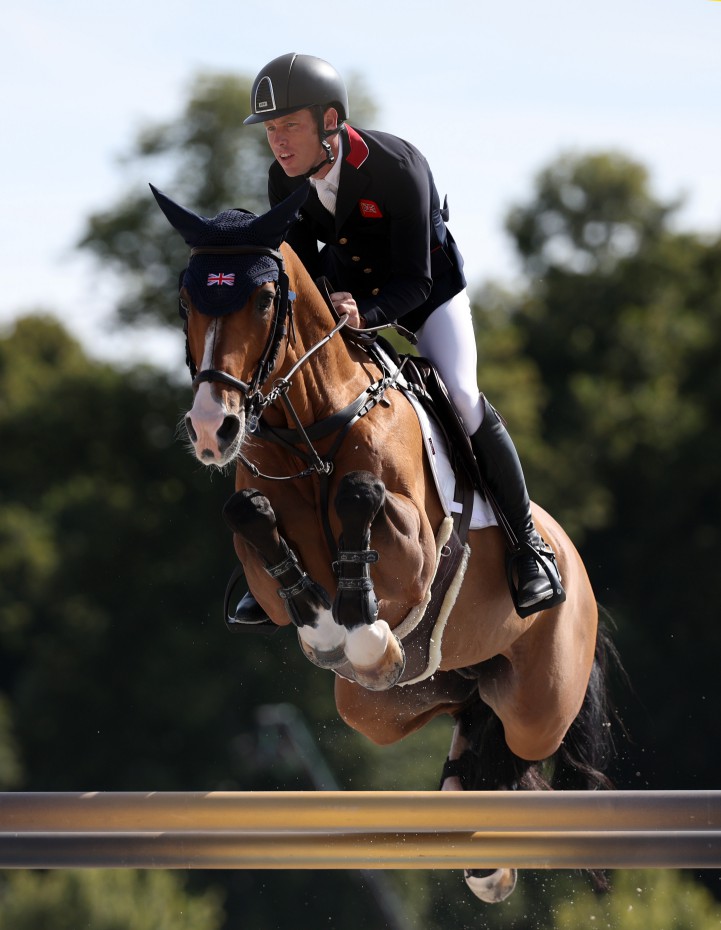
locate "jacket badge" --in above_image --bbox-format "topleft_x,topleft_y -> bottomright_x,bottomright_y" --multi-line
359,199 -> 383,218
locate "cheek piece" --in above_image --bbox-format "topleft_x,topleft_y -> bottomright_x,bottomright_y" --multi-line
302,110 -> 343,180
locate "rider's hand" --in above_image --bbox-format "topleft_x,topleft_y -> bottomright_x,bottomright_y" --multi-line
330,291 -> 364,328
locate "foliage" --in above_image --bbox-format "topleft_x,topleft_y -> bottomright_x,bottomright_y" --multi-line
0,870 -> 224,930
77,69 -> 377,330
0,697 -> 21,788
554,869 -> 721,930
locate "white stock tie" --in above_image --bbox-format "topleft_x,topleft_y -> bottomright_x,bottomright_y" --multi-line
314,179 -> 337,216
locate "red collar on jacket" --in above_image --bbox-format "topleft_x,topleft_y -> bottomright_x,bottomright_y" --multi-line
344,125 -> 370,169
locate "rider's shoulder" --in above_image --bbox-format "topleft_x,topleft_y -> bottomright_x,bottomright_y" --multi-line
350,126 -> 428,168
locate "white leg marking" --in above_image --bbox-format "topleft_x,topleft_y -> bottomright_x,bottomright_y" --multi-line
297,608 -> 347,653
442,721 -> 469,792
344,619 -> 392,667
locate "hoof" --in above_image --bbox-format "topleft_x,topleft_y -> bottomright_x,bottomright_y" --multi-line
348,628 -> 405,691
464,868 -> 517,904
297,632 -> 348,670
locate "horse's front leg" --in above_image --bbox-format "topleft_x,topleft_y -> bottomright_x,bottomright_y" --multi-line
333,471 -> 405,690
223,489 -> 347,666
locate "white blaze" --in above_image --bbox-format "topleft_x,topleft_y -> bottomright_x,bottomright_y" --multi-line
187,320 -> 227,458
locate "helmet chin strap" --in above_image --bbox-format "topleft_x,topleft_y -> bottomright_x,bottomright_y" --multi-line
303,125 -> 342,179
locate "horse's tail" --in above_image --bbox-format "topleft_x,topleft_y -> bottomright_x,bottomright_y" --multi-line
549,608 -> 628,893
459,608 -> 624,790
552,607 -> 626,791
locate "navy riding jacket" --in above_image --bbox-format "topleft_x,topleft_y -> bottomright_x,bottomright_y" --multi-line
268,125 -> 466,332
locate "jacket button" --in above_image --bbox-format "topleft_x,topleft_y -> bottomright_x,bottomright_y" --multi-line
339,237 -> 348,245
363,267 -> 373,274
371,288 -> 380,296
352,255 -> 361,262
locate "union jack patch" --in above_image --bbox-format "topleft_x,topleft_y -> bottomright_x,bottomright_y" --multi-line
359,199 -> 382,218
207,273 -> 235,286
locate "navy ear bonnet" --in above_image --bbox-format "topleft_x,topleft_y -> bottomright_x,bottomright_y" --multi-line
150,182 -> 310,317
181,216 -> 276,317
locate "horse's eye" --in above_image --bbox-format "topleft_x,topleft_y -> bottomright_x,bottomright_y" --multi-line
256,290 -> 275,314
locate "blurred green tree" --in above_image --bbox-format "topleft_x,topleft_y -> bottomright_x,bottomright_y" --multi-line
554,868 -> 721,929
77,70 -> 377,329
0,870 -> 224,930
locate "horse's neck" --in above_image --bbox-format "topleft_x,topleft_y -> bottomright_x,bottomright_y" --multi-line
270,259 -> 370,427
286,307 -> 364,425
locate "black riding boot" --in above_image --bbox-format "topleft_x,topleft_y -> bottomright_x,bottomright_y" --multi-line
234,590 -> 269,622
227,590 -> 278,634
470,395 -> 565,618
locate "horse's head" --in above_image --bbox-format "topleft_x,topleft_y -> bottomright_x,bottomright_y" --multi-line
151,182 -> 309,467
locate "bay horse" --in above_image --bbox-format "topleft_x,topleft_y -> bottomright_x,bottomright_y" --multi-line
152,181 -> 616,903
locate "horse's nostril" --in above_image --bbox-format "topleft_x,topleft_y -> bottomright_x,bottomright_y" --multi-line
217,415 -> 240,448
185,416 -> 198,443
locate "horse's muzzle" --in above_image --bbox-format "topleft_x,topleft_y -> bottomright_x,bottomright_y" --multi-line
185,407 -> 245,466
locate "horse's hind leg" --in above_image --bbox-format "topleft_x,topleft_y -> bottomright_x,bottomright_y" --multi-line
440,701 -> 525,905
223,489 -> 346,665
333,471 -> 405,690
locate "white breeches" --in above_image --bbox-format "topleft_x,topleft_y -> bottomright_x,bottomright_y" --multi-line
415,288 -> 484,434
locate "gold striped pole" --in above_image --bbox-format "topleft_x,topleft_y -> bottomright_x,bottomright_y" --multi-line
1,791 -> 720,870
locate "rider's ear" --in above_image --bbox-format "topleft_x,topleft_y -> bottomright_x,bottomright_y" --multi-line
323,107 -> 339,133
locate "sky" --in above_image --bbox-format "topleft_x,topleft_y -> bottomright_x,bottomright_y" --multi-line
2,0 -> 720,368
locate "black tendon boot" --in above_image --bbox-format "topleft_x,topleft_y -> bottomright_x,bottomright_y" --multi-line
469,396 -> 566,618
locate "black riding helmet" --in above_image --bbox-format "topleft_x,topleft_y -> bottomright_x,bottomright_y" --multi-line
243,53 -> 349,126
245,54 -> 349,178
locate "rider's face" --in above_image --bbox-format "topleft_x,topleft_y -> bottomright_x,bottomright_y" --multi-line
264,108 -> 337,178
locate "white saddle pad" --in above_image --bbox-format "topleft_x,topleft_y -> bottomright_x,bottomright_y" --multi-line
403,390 -> 496,531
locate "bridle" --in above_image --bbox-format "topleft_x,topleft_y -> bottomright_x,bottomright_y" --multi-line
183,243 -> 293,423
180,242 -> 399,491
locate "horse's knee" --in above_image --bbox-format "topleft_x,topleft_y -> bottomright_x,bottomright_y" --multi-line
223,489 -> 277,537
335,471 -> 385,537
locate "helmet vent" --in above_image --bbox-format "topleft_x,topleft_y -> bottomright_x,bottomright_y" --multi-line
254,76 -> 276,115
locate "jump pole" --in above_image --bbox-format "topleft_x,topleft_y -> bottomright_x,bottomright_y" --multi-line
1,790 -> 720,870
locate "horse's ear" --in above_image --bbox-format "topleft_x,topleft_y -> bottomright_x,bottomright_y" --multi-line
249,181 -> 311,248
149,184 -> 208,245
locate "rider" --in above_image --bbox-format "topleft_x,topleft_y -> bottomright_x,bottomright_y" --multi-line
237,52 -> 565,620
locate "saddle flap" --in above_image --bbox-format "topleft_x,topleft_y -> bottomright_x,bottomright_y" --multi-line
401,356 -> 483,494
